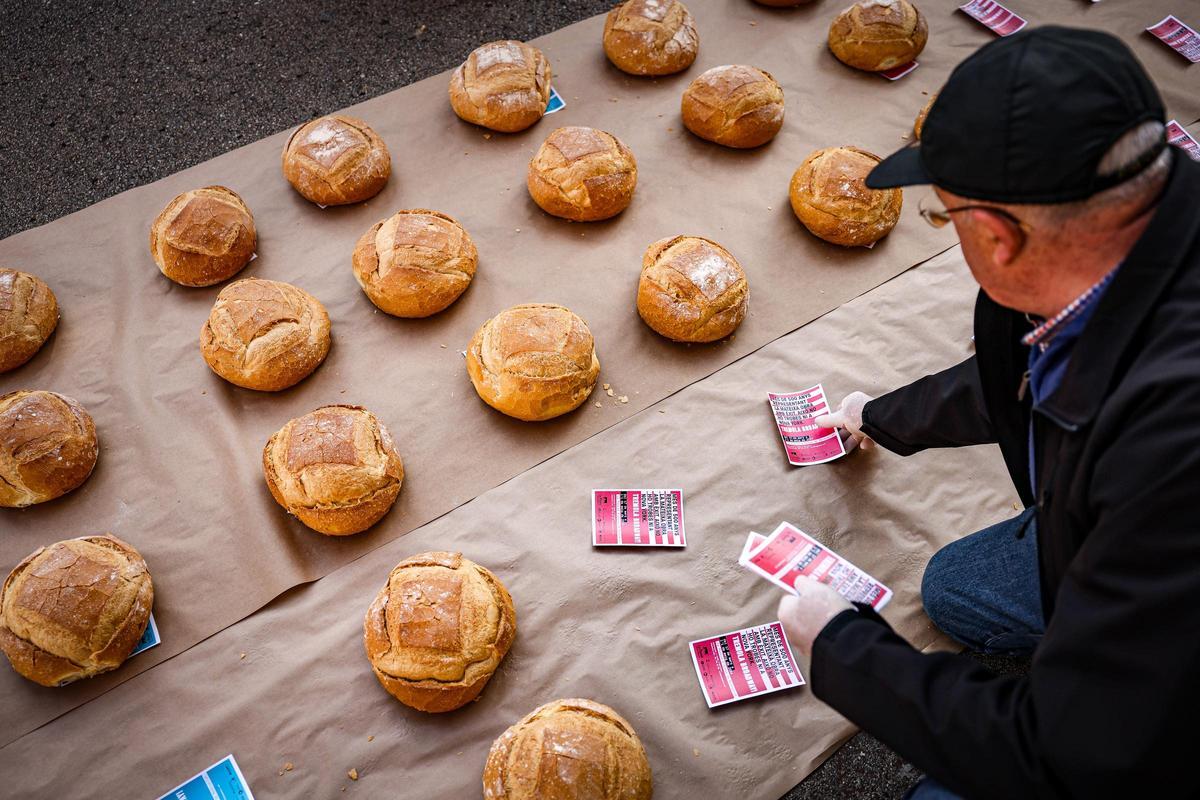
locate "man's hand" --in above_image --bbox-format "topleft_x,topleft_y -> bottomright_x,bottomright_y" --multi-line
777,579 -> 855,658
815,391 -> 876,452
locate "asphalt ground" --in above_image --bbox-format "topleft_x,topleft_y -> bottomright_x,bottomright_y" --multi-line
0,2 -> 1029,797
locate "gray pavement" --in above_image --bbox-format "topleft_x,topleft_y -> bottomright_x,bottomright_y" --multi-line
0,2 -> 1028,797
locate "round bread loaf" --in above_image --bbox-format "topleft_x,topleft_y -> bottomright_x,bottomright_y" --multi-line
199,278 -> 331,391
263,404 -> 404,536
364,551 -> 516,713
637,235 -> 748,343
282,114 -> 391,206
449,40 -> 552,133
352,209 -> 478,318
0,390 -> 98,508
466,303 -> 600,422
0,534 -> 152,687
914,92 -> 936,139
789,146 -> 903,247
828,0 -> 928,72
483,698 -> 653,800
680,64 -> 785,148
603,0 -> 699,76
527,127 -> 638,222
149,186 -> 256,287
0,268 -> 58,373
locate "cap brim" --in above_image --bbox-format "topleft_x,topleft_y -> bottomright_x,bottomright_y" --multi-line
865,143 -> 932,189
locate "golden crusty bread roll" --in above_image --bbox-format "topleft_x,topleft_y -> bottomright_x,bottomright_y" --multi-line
149,186 -> 256,287
483,698 -> 653,799
828,0 -> 928,73
603,0 -> 699,76
914,92 -> 936,139
352,209 -> 478,318
282,114 -> 391,206
0,534 -> 152,687
637,235 -> 748,343
263,404 -> 404,536
0,269 -> 58,373
0,390 -> 98,508
466,303 -> 601,422
681,64 -> 785,148
199,278 -> 331,391
449,40 -> 552,133
789,146 -> 903,247
527,126 -> 638,222
364,551 -> 516,713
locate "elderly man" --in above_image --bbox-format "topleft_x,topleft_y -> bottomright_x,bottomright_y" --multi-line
777,26 -> 1200,800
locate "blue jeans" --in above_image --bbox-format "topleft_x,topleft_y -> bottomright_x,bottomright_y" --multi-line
904,508 -> 1045,799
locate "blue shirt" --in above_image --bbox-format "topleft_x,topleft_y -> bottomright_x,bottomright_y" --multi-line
1025,268 -> 1119,491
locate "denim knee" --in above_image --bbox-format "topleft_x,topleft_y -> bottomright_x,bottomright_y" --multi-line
921,546 -> 956,633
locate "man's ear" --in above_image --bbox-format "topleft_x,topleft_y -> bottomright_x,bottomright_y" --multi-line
969,209 -> 1023,266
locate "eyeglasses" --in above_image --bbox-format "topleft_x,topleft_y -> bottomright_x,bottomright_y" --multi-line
918,196 -> 1031,233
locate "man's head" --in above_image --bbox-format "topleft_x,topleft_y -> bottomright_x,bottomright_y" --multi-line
868,27 -> 1171,317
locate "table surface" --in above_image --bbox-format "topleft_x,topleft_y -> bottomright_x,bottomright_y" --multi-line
0,2 -> 1034,798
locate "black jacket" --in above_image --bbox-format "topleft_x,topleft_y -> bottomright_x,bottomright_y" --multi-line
811,152 -> 1200,799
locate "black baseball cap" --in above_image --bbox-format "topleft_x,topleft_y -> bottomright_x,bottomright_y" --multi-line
866,26 -> 1166,204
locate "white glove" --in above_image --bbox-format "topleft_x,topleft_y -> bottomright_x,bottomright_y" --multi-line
814,391 -> 876,452
777,579 -> 855,659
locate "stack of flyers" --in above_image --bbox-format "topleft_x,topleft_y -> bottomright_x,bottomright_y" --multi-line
592,489 -> 686,547
767,385 -> 846,466
1146,14 -> 1200,62
688,621 -> 804,708
958,0 -> 1028,37
157,755 -> 254,800
1168,120 -> 1200,162
740,522 -> 893,611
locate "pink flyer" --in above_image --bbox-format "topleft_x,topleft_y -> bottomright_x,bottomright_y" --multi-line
688,621 -> 805,708
1147,15 -> 1200,62
741,521 -> 893,611
592,489 -> 686,547
1168,120 -> 1200,162
878,61 -> 919,80
958,0 -> 1028,37
768,385 -> 847,466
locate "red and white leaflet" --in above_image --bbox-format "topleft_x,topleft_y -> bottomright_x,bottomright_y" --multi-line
742,521 -> 893,611
958,0 -> 1028,37
879,61 -> 919,80
688,621 -> 805,708
1167,120 -> 1200,162
592,489 -> 685,547
740,531 -> 767,563
768,385 -> 846,466
1146,15 -> 1200,62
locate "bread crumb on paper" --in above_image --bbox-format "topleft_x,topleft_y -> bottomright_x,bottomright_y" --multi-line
483,133 -> 492,140
368,735 -> 375,742
239,652 -> 246,660
595,402 -> 603,408
602,383 -> 610,390
605,388 -> 614,397
693,748 -> 701,757
348,768 -> 358,781
618,396 -> 629,404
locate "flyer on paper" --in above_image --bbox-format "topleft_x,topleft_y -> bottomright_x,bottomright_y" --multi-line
768,385 -> 847,466
689,621 -> 805,708
592,489 -> 686,547
157,754 -> 255,800
958,0 -> 1028,37
742,521 -> 893,611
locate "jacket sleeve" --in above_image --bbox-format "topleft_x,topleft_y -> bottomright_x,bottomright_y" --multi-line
810,379 -> 1200,800
859,355 -> 995,456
